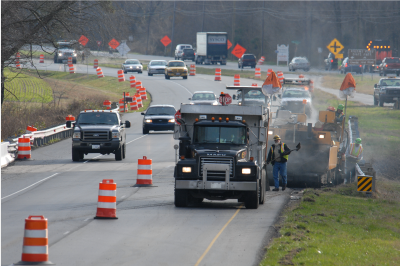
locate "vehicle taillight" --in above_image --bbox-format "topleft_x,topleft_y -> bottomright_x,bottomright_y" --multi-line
359,65 -> 362,68
331,59 -> 333,63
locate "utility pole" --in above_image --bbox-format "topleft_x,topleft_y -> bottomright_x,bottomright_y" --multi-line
171,1 -> 176,57
231,1 -> 236,61
201,1 -> 205,32
261,1 -> 265,57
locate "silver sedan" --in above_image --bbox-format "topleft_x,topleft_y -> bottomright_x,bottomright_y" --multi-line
147,60 -> 167,76
122,59 -> 143,74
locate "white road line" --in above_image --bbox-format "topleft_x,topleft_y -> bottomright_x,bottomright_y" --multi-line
64,231 -> 70,235
170,81 -> 193,96
1,173 -> 59,200
121,195 -> 126,199
83,154 -> 103,163
127,135 -> 147,144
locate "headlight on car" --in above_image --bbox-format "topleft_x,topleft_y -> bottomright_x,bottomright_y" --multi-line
73,53 -> 77,57
168,119 -> 175,123
145,119 -> 152,123
58,53 -> 62,56
182,167 -> 192,173
213,102 -> 219,105
112,132 -> 120,139
242,168 -> 251,174
73,132 -> 80,139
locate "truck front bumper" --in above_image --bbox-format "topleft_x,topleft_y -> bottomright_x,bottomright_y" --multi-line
176,180 -> 256,191
72,139 -> 121,154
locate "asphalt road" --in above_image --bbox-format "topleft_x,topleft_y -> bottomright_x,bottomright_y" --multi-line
2,62 -> 294,266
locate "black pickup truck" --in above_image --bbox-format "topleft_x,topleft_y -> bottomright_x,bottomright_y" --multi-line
66,110 -> 131,161
181,48 -> 195,61
373,78 -> 400,107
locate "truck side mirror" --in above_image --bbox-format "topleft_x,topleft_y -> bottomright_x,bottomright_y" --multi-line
188,98 -> 191,100
141,112 -> 145,115
125,121 -> 131,128
374,84 -> 377,88
232,95 -> 236,100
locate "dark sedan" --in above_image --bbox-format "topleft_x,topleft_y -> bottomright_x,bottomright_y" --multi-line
340,57 -> 363,74
142,105 -> 176,134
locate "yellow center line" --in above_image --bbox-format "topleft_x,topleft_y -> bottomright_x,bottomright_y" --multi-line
194,205 -> 243,266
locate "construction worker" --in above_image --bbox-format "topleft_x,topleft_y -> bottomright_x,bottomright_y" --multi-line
266,135 -> 291,191
345,138 -> 364,183
335,104 -> 345,123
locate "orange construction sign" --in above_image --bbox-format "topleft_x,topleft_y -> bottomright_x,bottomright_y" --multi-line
261,71 -> 281,95
79,35 -> 89,46
227,40 -> 232,50
340,73 -> 356,91
231,44 -> 246,58
108,38 -> 120,49
160,35 -> 172,47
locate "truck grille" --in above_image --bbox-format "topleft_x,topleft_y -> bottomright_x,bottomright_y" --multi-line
83,131 -> 109,141
152,119 -> 169,124
200,157 -> 234,179
387,90 -> 400,95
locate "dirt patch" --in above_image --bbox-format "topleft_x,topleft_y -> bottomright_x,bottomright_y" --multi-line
279,248 -> 303,265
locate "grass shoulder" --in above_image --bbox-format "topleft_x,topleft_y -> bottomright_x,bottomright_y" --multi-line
321,74 -> 382,95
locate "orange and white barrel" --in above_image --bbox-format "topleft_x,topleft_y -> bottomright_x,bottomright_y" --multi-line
140,87 -> 147,100
136,81 -> 142,91
39,54 -> 44,63
190,64 -> 196,76
95,179 -> 118,219
137,156 -> 152,185
18,215 -> 53,264
215,68 -> 221,81
117,70 -> 125,82
68,57 -> 72,65
255,68 -> 261,79
310,80 -> 314,92
16,52 -> 21,69
267,69 -> 272,77
129,75 -> 136,88
130,96 -> 138,110
119,99 -> 125,113
18,137 -> 31,159
26,126 -> 37,134
136,93 -> 143,108
277,71 -> 284,84
299,74 -> 305,78
252,83 -> 258,87
103,100 -> 111,110
234,74 -> 240,86
68,64 -> 75,74
257,56 -> 265,65
96,68 -> 104,78
94,59 -> 98,69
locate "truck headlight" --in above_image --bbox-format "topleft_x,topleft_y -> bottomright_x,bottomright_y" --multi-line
380,89 -> 386,94
58,53 -> 62,56
73,53 -> 77,57
168,119 -> 175,123
112,132 -> 120,139
242,168 -> 251,174
213,102 -> 219,105
145,119 -> 152,123
73,132 -> 80,139
182,167 -> 192,173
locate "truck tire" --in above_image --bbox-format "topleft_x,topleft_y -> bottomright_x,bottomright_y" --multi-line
383,71 -> 387,76
79,152 -> 84,160
54,57 -> 57,63
165,74 -> 170,80
378,96 -> 384,107
183,76 -> 187,80
174,189 -> 189,207
122,144 -> 126,159
72,149 -> 80,162
143,126 -> 149,134
115,145 -> 123,161
73,58 -> 77,64
373,95 -> 378,106
259,170 -> 266,204
244,183 -> 259,209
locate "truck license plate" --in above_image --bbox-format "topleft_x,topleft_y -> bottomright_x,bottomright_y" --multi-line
175,73 -> 180,75
211,183 -> 222,189
92,145 -> 100,149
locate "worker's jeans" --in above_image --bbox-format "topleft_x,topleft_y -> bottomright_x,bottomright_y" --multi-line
273,162 -> 287,188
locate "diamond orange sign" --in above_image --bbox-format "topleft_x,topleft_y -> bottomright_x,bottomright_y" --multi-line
79,35 -> 89,46
227,40 -> 232,50
108,38 -> 120,50
160,35 -> 172,47
231,44 -> 246,58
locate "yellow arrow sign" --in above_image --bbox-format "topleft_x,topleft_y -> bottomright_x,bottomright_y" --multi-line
327,38 -> 344,55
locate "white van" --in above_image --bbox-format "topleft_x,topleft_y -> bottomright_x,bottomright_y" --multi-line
175,44 -> 192,60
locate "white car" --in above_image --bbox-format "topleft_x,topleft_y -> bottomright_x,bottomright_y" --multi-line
122,59 -> 143,74
280,88 -> 312,117
147,60 -> 167,76
189,91 -> 219,105
175,44 -> 192,60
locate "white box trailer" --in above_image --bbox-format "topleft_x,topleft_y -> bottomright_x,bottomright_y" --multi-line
195,32 -> 228,65
173,102 -> 270,209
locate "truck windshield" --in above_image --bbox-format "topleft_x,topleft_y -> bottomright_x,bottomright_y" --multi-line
193,126 -> 246,144
76,113 -> 118,125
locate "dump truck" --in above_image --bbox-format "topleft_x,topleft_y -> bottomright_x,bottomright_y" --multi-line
267,109 -> 350,187
195,32 -> 228,65
173,89 -> 270,209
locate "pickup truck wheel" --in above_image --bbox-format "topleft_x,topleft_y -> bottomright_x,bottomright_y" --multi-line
72,149 -> 80,162
244,183 -> 259,209
174,189 -> 189,207
54,57 -> 57,63
259,170 -> 266,204
148,73 -> 153,76
79,152 -> 84,160
165,75 -> 170,79
383,71 -> 387,76
373,95 -> 378,106
73,59 -> 77,64
379,96 -> 384,107
143,127 -> 149,134
183,76 -> 187,80
122,144 -> 126,159
124,70 -> 127,74
238,64 -> 240,69
115,145 -> 123,161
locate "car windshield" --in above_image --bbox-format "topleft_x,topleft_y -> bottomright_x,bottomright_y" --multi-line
282,90 -> 310,98
243,55 -> 255,59
385,58 -> 400,63
193,126 -> 246,144
168,62 -> 185,67
244,90 -> 265,101
183,49 -> 193,52
295,58 -> 308,63
380,79 -> 400,86
150,61 -> 167,66
126,60 -> 140,64
192,93 -> 215,101
146,107 -> 176,115
76,113 -> 118,125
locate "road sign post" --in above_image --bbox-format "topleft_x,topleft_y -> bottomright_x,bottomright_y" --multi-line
218,93 -> 232,106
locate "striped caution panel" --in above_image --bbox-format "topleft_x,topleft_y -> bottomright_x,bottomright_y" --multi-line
357,176 -> 372,192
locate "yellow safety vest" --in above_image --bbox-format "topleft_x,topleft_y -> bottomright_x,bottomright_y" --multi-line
271,142 -> 289,161
350,143 -> 363,158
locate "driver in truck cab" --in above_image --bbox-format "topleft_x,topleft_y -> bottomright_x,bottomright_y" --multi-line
266,135 -> 291,191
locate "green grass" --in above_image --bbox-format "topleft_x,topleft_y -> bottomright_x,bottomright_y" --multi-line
260,185 -> 400,266
4,69 -> 53,103
321,74 -> 382,95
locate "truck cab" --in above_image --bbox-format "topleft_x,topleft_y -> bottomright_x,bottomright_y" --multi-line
174,89 -> 270,209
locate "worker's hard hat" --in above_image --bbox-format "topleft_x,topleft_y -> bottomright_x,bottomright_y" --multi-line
337,104 -> 344,110
273,135 -> 281,140
356,138 -> 362,144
